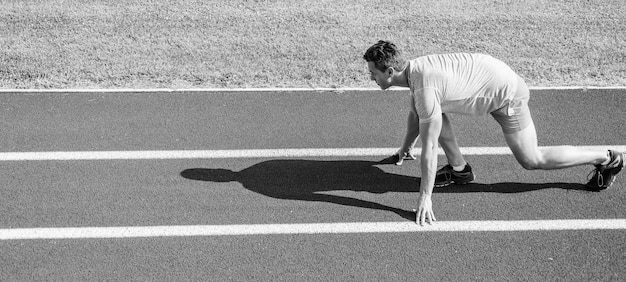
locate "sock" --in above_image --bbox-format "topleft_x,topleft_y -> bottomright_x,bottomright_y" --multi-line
452,164 -> 466,172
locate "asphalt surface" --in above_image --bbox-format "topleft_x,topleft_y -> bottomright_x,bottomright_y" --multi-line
0,88 -> 624,281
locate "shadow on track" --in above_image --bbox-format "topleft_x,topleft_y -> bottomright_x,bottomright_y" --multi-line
181,159 -> 591,220
441,182 -> 589,193
181,160 -> 417,220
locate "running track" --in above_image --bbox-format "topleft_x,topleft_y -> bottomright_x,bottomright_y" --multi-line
0,88 -> 624,280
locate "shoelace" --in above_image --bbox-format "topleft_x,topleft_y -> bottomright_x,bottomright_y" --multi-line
587,168 -> 604,187
436,166 -> 453,182
588,152 -> 625,188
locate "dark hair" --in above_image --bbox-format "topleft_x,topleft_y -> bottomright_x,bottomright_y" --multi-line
363,40 -> 405,72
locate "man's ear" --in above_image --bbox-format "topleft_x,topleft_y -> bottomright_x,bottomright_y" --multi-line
386,67 -> 394,77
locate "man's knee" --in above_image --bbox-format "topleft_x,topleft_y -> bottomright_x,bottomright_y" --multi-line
512,148 -> 545,170
516,155 -> 544,170
519,160 -> 540,170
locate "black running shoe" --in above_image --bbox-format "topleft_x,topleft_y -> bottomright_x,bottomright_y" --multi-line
435,163 -> 475,187
586,150 -> 625,191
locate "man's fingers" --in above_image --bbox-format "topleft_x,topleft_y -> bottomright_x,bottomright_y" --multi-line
392,150 -> 417,165
395,155 -> 404,165
427,211 -> 436,222
414,209 -> 420,225
414,209 -> 436,225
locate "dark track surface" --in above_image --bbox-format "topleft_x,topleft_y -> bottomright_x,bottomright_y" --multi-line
0,89 -> 624,281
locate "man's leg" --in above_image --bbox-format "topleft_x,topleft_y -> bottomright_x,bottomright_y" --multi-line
438,113 -> 466,167
434,114 -> 475,187
503,120 -> 609,170
499,75 -> 609,170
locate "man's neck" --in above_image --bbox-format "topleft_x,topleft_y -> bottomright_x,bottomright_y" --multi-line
391,65 -> 410,88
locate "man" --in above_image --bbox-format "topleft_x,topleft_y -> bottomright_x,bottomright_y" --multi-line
362,40 -> 624,225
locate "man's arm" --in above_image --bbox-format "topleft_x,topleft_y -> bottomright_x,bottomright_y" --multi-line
416,115 -> 442,225
390,110 -> 420,165
400,110 -> 420,154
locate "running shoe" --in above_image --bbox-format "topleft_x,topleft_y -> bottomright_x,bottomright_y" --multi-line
435,163 -> 475,187
586,150 -> 625,191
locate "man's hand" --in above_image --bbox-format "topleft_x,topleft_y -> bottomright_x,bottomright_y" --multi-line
378,149 -> 416,165
393,149 -> 416,165
416,193 -> 436,226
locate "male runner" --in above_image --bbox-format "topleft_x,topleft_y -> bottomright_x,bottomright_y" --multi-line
363,40 -> 625,225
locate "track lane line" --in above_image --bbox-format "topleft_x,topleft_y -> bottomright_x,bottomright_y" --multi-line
0,146 -> 624,160
1,86 -> 625,93
1,219 -> 625,240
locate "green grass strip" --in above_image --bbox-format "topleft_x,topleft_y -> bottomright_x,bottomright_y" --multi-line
1,0 -> 624,89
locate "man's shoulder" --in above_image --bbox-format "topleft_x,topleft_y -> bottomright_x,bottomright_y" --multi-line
412,53 -> 489,61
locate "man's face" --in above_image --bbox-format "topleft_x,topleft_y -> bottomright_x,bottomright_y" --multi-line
367,61 -> 392,90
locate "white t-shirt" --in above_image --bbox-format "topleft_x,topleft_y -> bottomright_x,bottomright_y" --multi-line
406,53 -> 520,123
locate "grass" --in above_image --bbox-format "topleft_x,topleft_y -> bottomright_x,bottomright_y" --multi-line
1,0 -> 624,89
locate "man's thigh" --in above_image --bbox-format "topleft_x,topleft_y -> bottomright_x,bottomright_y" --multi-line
491,76 -> 532,134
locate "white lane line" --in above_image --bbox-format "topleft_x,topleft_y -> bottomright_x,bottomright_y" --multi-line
1,219 -> 624,240
0,146 -> 624,161
1,86 -> 625,93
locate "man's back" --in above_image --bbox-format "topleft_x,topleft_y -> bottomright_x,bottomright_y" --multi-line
407,53 -> 520,116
